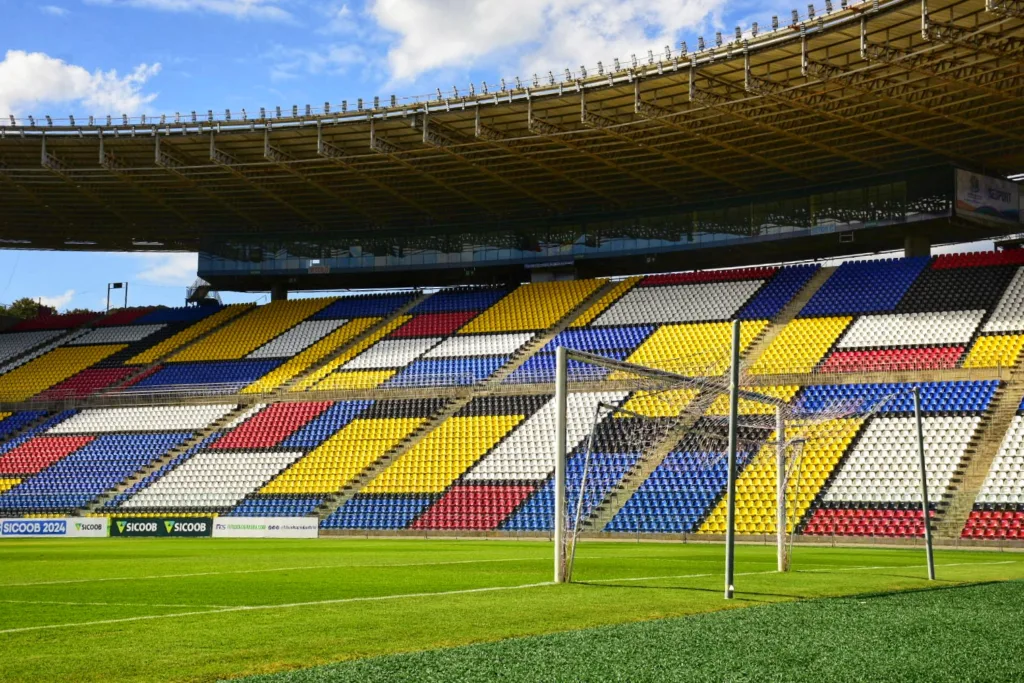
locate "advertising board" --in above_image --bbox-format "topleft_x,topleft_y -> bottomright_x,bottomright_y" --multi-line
109,517 -> 213,537
956,169 -> 1020,223
212,517 -> 319,539
0,517 -> 108,538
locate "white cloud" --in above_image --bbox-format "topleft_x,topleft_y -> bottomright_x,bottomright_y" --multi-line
41,5 -> 69,16
128,253 -> 199,287
370,0 -> 724,83
268,44 -> 368,82
38,289 -> 76,310
0,50 -> 160,118
86,0 -> 292,21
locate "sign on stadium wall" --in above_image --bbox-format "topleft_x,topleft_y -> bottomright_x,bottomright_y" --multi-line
212,517 -> 319,539
109,517 -> 213,537
0,517 -> 108,538
956,169 -> 1020,223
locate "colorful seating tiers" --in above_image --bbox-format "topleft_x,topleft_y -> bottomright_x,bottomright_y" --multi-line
4,253 -> 1024,543
962,396 -> 1024,540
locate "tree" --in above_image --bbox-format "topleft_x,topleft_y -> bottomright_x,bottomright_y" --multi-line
0,298 -> 55,320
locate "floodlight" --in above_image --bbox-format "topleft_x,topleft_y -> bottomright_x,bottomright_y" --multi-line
792,9 -> 799,24
305,104 -> 311,116
28,116 -> 35,126
140,114 -> 146,124
548,70 -> 555,85
469,83 -> 475,96
613,58 -> 621,71
372,97 -> 379,110
735,26 -> 742,41
752,22 -> 759,36
8,115 -> 14,126
342,100 -> 348,112
207,110 -> 213,122
160,114 -> 166,124
564,68 -> 571,82
225,109 -> 231,120
260,107 -> 265,119
680,41 -> 688,54
842,0 -> 848,7
647,49 -> 654,64
597,61 -> 604,75
698,36 -> 705,51
773,15 -> 779,29
88,116 -> 95,126
482,81 -> 489,94
357,98 -> 363,111
323,102 -> 329,114
108,115 -> 113,125
808,4 -> 815,19
665,45 -> 672,60
631,54 -> 638,68
69,115 -> 75,126
190,111 -> 196,123
825,0 -> 833,12
716,31 -> 722,47
276,106 -> 282,118
516,76 -> 523,89
500,78 -> 507,91
580,65 -> 587,78
533,73 -> 539,87
452,86 -> 459,98
45,115 -> 53,126
291,105 -> 298,117
390,94 -> 397,106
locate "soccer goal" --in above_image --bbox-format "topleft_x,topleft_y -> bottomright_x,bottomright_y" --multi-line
551,321 -> 937,597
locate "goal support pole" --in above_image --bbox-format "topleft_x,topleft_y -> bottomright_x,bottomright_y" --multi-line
554,346 -> 568,584
777,405 -> 789,572
913,387 -> 936,581
724,320 -> 741,600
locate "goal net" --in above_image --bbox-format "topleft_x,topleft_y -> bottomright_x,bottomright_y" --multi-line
553,340 -> 894,585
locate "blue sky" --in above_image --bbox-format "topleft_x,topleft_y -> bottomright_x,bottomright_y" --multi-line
0,0 -> 982,311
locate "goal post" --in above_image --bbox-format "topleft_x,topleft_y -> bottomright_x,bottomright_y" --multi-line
550,327 -> 936,593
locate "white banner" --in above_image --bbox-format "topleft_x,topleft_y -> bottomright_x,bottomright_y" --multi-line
0,517 -> 108,538
212,517 -> 318,539
956,169 -> 1020,223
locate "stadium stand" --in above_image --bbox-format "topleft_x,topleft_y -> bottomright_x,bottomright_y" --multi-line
1,254 -> 1024,542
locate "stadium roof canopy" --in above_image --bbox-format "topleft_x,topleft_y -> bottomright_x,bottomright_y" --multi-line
0,0 -> 1020,253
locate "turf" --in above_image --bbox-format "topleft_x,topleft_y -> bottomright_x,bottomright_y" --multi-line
0,538 -> 1021,683
236,580 -> 1024,682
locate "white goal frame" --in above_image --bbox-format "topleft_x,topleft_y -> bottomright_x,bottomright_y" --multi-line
552,320 -> 936,597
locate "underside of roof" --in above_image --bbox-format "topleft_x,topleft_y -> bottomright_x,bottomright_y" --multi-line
0,0 -> 1021,253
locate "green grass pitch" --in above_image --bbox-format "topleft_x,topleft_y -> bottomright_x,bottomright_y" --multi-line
0,538 -> 1021,682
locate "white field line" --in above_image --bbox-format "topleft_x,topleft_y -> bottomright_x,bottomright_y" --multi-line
0,556 -> 547,588
0,599 -> 235,608
0,582 -> 554,635
586,560 -> 1018,584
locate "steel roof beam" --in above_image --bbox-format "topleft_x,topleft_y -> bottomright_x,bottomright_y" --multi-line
528,101 -> 685,201
369,120 -> 495,215
924,19 -> 1024,64
696,73 -> 886,171
156,137 -> 261,229
633,81 -> 817,182
263,129 -> 382,225
316,125 -> 441,220
862,41 -> 1024,105
474,110 -> 625,208
580,90 -> 753,192
40,136 -> 139,228
210,133 -> 323,228
419,112 -> 563,212
803,58 -> 1024,146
